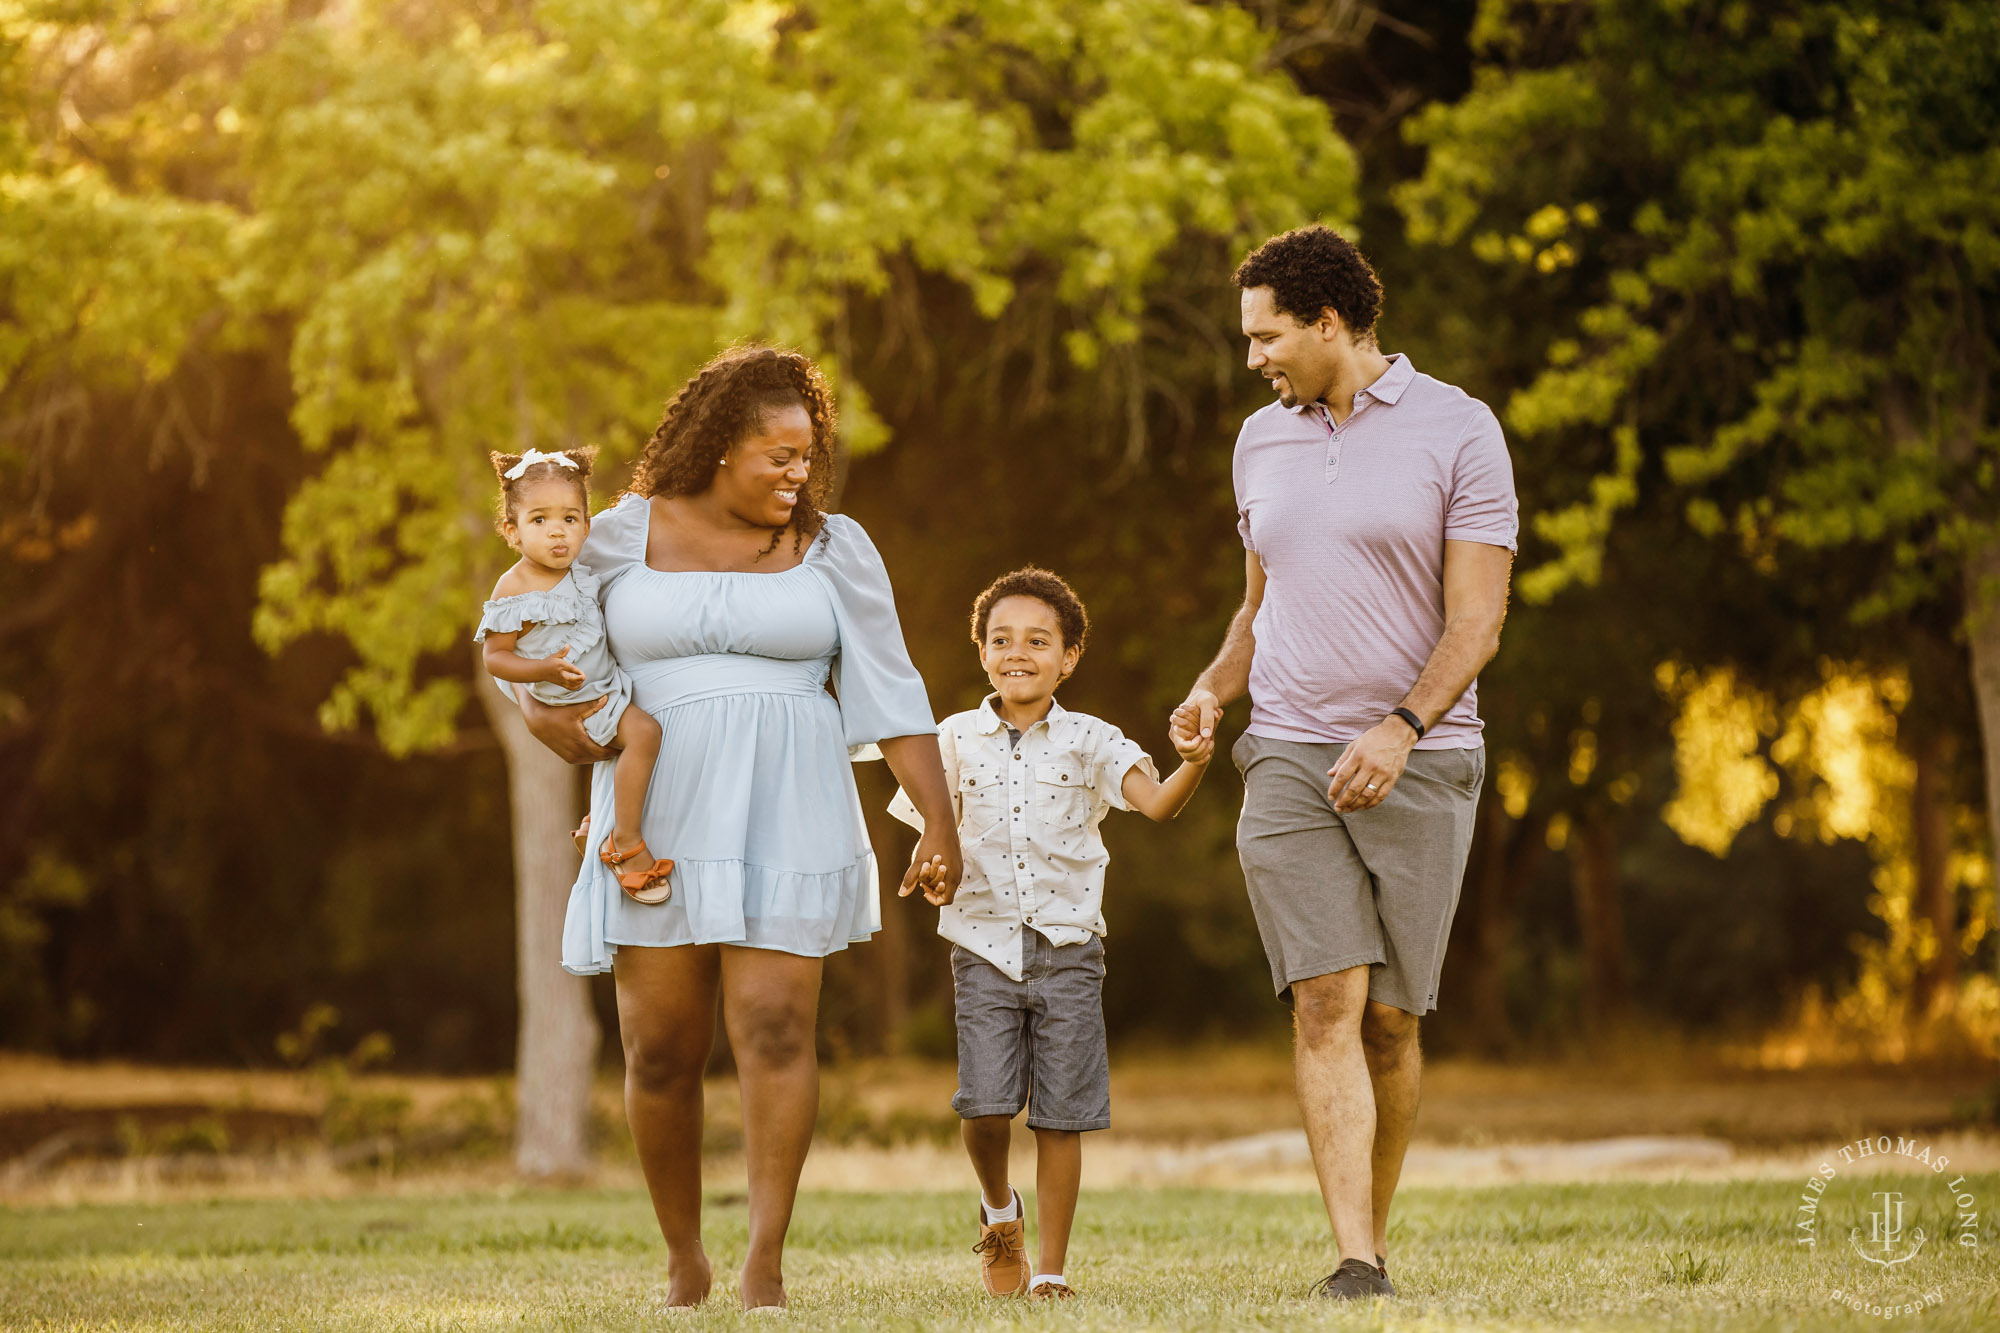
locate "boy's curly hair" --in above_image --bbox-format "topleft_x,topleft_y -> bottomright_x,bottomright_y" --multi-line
489,446 -> 597,530
970,567 -> 1090,656
628,345 -> 837,558
1233,224 -> 1383,338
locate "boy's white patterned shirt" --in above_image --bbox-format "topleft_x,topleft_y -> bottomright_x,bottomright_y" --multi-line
889,695 -> 1157,981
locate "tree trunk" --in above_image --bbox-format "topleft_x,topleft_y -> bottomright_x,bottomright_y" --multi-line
1963,536 -> 2000,993
1568,811 -> 1627,1024
1459,792 -> 1546,1054
476,665 -> 600,1178
1909,726 -> 1957,1016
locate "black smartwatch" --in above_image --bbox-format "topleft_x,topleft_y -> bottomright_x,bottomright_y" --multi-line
1390,707 -> 1426,740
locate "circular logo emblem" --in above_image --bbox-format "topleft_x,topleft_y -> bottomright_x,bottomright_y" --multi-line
1794,1134 -> 1981,1319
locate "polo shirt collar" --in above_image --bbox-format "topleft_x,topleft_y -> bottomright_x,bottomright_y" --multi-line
1362,352 -> 1414,405
976,693 -> 1067,735
1290,351 -> 1415,415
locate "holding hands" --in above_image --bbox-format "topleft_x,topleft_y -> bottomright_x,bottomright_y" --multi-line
1169,687 -> 1221,764
900,828 -> 961,906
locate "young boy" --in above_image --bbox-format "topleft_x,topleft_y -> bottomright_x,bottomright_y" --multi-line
891,567 -> 1213,1301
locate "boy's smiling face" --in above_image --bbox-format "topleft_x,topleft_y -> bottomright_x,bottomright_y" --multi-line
980,594 -> 1079,709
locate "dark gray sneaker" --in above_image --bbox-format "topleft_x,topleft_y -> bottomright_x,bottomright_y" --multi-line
1377,1254 -> 1397,1297
1309,1258 -> 1395,1300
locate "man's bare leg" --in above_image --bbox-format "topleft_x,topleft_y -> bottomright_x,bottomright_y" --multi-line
1361,999 -> 1421,1264
1291,966 -> 1377,1264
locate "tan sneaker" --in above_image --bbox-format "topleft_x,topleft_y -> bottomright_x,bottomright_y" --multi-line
971,1190 -> 1029,1297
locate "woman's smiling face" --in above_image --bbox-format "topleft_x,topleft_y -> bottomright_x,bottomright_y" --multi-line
715,402 -> 813,529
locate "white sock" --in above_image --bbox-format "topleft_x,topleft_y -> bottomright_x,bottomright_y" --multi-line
980,1190 -> 1018,1223
1030,1273 -> 1066,1289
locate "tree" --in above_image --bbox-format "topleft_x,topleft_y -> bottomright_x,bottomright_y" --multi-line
4,0 -> 1355,1168
1396,0 -> 2000,996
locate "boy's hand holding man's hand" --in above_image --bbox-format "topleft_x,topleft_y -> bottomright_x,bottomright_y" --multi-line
1170,687 -> 1220,764
1171,724 -> 1215,765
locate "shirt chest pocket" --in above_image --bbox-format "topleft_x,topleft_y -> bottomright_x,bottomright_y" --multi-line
1033,762 -> 1094,852
957,770 -> 1007,844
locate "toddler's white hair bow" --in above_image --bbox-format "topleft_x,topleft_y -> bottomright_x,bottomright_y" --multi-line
503,448 -> 581,480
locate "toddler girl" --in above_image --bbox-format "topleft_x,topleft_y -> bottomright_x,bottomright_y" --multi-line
477,447 -> 671,902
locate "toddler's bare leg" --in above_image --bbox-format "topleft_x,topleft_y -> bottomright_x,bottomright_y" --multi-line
611,705 -> 661,853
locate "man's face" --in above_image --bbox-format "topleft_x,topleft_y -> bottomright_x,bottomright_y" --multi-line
1241,285 -> 1339,409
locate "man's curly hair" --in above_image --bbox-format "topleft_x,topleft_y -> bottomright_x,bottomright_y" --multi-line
971,567 -> 1090,657
1233,225 -> 1383,338
628,346 -> 837,556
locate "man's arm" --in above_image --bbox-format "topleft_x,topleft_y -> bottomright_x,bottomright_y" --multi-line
1171,549 -> 1265,747
1325,539 -> 1513,812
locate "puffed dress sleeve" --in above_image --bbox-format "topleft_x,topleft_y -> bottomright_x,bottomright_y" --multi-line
577,491 -> 651,590
805,513 -> 936,761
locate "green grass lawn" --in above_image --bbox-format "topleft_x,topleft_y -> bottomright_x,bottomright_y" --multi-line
3,1179 -> 1995,1331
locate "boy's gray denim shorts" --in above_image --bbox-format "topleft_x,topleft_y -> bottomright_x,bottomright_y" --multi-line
950,932 -> 1110,1132
1233,731 -> 1484,1015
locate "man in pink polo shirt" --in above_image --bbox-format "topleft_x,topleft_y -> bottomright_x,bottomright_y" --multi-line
1172,226 -> 1517,1302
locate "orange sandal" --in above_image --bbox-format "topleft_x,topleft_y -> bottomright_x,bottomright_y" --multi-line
571,815 -> 591,857
601,833 -> 674,905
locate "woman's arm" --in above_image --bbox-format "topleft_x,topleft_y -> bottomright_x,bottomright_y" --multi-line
518,692 -> 614,764
878,732 -> 962,905
483,631 -> 586,689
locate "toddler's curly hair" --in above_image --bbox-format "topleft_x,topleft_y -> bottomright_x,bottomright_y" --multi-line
489,446 -> 597,530
970,567 -> 1090,656
1233,224 -> 1383,338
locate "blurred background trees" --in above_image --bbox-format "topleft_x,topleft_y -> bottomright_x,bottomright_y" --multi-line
3,0 -> 1995,1162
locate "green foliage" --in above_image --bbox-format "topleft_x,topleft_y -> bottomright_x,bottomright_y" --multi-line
5,0 -> 1353,752
276,1004 -> 411,1147
1399,0 -> 2000,616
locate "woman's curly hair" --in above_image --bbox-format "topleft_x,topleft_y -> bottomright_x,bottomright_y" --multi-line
1234,225 -> 1383,338
628,346 -> 838,557
489,445 -> 597,530
970,567 -> 1090,658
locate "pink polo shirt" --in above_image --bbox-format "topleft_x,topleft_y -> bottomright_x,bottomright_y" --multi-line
1233,353 -> 1517,749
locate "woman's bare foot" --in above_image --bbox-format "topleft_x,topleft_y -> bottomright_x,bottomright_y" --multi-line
663,1246 -> 713,1308
739,1259 -> 786,1311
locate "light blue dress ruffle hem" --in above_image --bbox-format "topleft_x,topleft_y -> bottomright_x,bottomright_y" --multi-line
475,563 -> 631,747
550,496 -> 934,975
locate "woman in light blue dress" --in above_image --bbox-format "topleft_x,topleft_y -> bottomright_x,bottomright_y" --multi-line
518,348 -> 962,1313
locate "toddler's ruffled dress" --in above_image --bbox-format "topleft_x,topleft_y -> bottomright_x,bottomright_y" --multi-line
475,564 -> 631,746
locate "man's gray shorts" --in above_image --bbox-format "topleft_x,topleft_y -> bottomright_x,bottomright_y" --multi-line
951,932 -> 1110,1132
1233,731 -> 1484,1014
